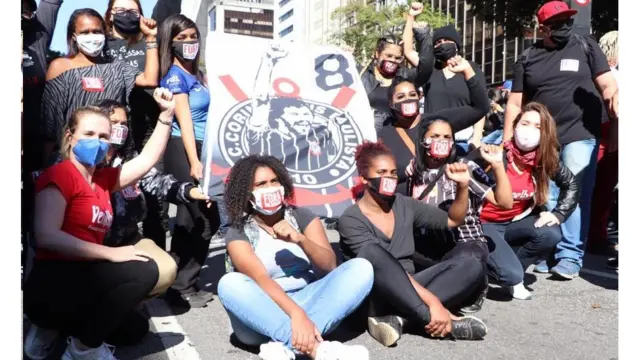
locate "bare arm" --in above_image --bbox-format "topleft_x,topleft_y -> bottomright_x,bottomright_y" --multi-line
402,14 -> 419,67
470,117 -> 486,147
298,218 -> 337,275
116,89 -> 174,190
135,19 -> 159,87
408,272 -> 445,308
484,165 -> 513,209
594,71 -> 619,118
34,187 -> 113,260
228,240 -> 305,317
447,182 -> 469,228
173,94 -> 201,170
503,92 -> 523,142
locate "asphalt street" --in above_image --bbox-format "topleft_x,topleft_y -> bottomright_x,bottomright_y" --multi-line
26,206 -> 619,360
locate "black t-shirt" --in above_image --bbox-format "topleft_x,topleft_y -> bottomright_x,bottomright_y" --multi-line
377,125 -> 421,196
423,62 -> 486,114
107,37 -> 159,152
512,35 -> 610,145
338,194 -> 449,274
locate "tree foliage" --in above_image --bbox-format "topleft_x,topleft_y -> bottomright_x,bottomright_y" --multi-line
46,49 -> 65,65
331,1 -> 453,64
465,0 -> 617,39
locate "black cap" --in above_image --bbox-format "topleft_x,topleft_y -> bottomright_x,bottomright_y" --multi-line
432,24 -> 462,49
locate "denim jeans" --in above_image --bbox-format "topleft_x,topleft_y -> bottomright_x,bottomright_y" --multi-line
485,214 -> 563,286
546,138 -> 598,267
216,201 -> 230,235
217,259 -> 374,349
482,130 -> 503,145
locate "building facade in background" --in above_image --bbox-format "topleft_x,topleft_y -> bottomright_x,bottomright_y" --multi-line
207,0 -> 275,40
427,0 -> 540,86
275,0 -> 351,44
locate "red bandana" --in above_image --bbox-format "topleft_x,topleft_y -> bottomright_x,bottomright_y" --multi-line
504,140 -> 537,167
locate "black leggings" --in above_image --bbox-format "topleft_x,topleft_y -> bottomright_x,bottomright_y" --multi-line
164,137 -> 220,291
357,242 -> 486,326
23,259 -> 159,348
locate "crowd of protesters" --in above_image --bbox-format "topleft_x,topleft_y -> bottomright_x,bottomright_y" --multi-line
21,0 -> 617,359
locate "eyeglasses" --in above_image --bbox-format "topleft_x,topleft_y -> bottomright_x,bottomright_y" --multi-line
112,7 -> 141,17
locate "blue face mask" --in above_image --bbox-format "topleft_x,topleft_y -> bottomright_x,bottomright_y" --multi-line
72,138 -> 110,167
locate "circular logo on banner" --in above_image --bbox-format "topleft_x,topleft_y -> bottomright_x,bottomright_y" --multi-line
576,0 -> 590,6
219,97 -> 364,189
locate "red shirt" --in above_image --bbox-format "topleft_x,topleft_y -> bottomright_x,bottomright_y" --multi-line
35,160 -> 120,261
480,162 -> 535,223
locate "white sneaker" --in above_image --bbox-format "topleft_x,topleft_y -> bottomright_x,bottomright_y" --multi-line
258,342 -> 295,360
509,282 -> 533,300
61,338 -> 118,360
315,341 -> 369,360
23,324 -> 59,360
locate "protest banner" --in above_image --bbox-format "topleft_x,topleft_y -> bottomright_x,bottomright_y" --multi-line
202,33 -> 376,218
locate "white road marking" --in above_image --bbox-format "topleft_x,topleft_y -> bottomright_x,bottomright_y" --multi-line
580,268 -> 618,280
145,299 -> 202,360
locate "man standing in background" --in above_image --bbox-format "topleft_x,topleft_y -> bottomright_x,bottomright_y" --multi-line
503,1 -> 618,279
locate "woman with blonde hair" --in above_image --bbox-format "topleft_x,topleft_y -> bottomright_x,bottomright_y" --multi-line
480,102 -> 580,300
24,89 -> 174,360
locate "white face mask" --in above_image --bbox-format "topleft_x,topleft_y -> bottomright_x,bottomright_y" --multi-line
514,125 -> 541,152
76,34 -> 105,57
250,186 -> 285,215
110,124 -> 128,146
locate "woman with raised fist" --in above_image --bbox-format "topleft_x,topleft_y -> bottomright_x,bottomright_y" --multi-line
479,102 -> 579,300
24,88 -> 174,360
339,141 -> 488,348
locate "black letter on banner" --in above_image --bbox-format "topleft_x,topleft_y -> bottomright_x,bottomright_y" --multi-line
314,54 -> 353,91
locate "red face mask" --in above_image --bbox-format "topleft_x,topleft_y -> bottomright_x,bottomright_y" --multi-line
421,138 -> 453,159
379,60 -> 399,77
393,99 -> 419,118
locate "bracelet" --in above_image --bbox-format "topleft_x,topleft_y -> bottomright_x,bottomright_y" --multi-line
146,42 -> 158,50
158,117 -> 172,126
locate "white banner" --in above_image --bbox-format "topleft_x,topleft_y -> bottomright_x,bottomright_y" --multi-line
201,33 -> 376,218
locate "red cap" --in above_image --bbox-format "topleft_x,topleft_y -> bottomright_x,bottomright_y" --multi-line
537,1 -> 578,24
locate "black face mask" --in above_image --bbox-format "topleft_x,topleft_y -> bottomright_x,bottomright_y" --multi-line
113,12 -> 140,35
366,176 -> 397,202
434,42 -> 457,63
21,12 -> 35,29
549,21 -> 573,47
392,99 -> 420,118
172,40 -> 199,61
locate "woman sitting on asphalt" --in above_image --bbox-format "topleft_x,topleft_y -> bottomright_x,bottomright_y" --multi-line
339,141 -> 488,348
405,116 -> 513,313
217,155 -> 374,360
479,102 -> 579,300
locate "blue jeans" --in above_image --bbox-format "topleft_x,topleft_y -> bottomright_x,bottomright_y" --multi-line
216,201 -> 230,235
217,259 -> 374,349
546,138 -> 598,267
485,214 -> 563,286
482,130 -> 503,145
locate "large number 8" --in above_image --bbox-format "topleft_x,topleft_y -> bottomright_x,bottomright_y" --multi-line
314,54 -> 354,91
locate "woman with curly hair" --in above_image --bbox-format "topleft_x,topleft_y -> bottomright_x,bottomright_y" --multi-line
217,155 -> 374,360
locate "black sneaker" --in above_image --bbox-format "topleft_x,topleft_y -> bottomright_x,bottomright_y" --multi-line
107,309 -> 150,346
450,316 -> 487,340
606,257 -> 618,271
459,295 -> 485,314
367,316 -> 403,347
166,288 -> 214,308
459,284 -> 488,314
